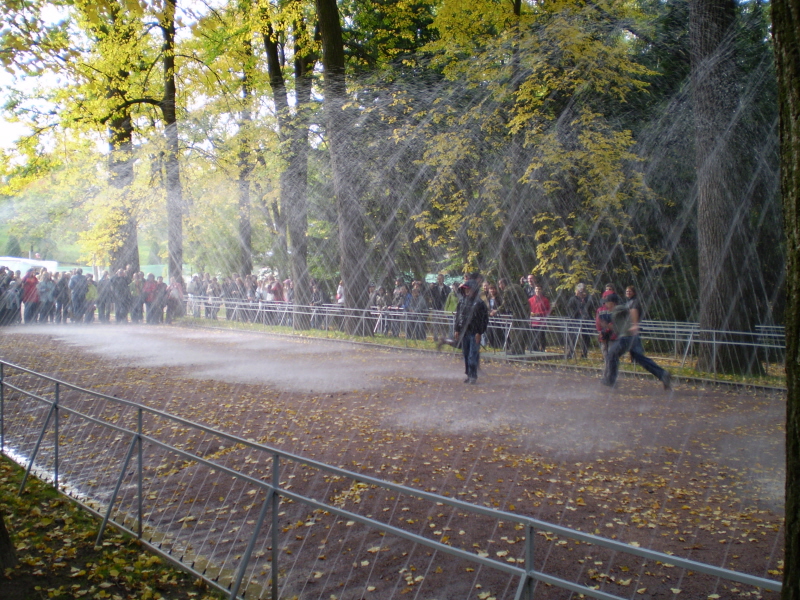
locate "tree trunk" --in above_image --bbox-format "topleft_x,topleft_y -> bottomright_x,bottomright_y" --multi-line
263,18 -> 314,324
690,0 -> 761,374
162,0 -> 183,283
237,38 -> 254,277
773,0 -> 800,595
315,0 -> 372,334
108,109 -> 140,274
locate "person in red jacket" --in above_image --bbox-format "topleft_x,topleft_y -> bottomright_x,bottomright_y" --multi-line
21,269 -> 40,324
528,285 -> 551,352
142,274 -> 159,323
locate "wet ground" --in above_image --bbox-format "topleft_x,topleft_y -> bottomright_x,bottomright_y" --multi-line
0,324 -> 786,599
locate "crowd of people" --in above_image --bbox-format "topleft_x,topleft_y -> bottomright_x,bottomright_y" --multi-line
0,262 -> 671,388
0,265 -> 186,326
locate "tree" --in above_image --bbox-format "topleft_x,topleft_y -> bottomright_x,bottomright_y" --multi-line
260,0 -> 317,312
772,0 -> 800,595
315,0 -> 372,321
689,0 -> 762,373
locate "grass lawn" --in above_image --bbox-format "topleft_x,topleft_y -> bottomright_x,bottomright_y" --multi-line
1,456 -> 225,600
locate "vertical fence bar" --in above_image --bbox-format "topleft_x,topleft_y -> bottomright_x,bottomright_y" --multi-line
271,453 -> 280,600
19,403 -> 55,494
137,407 -> 143,539
54,382 -> 59,490
96,433 -> 139,545
712,331 -> 718,379
230,489 -> 274,600
514,523 -> 535,600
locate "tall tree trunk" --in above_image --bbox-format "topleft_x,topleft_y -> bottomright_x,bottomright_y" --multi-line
690,0 -> 760,374
773,0 -> 800,596
263,17 -> 314,316
237,36 -> 254,277
162,0 -> 183,283
499,0 -> 525,282
108,109 -> 140,273
315,0 -> 371,332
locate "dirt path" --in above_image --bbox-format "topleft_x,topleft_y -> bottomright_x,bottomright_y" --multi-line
0,324 -> 785,599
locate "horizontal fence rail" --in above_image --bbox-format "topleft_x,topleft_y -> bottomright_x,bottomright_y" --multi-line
182,297 -> 786,382
0,360 -> 781,599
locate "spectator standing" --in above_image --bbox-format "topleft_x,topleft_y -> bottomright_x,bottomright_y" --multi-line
565,283 -> 591,359
454,276 -> 489,385
485,282 -> 504,349
206,277 -> 222,320
143,274 -> 158,323
21,269 -> 40,324
429,274 -> 449,311
336,280 -> 345,305
129,272 -> 144,323
84,274 -> 97,323
444,282 -> 460,313
595,294 -> 616,362
165,277 -> 184,323
69,268 -> 88,324
96,271 -> 112,323
408,285 -> 428,340
153,276 -> 168,323
0,281 -> 21,325
187,274 -> 203,317
111,269 -> 130,323
37,271 -> 56,323
54,272 -> 70,323
524,274 -> 537,298
528,285 -> 551,352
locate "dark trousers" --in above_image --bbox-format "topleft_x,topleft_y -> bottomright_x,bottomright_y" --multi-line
603,335 -> 667,386
23,301 -> 38,324
461,333 -> 481,380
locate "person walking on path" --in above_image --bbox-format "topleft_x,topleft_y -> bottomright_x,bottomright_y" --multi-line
454,275 -> 489,385
601,294 -> 672,390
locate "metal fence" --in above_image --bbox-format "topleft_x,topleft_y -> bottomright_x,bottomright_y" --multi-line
0,360 -> 781,599
184,297 -> 786,379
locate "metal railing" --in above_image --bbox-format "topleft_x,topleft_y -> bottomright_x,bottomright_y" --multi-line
0,360 -> 781,599
182,297 -> 786,380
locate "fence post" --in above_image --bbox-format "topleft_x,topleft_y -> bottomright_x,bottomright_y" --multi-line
514,523 -> 535,600
19,402 -> 56,494
712,330 -> 718,379
271,453 -> 280,600
137,407 -> 143,539
54,382 -> 59,491
230,488 -> 274,600
96,433 -> 139,546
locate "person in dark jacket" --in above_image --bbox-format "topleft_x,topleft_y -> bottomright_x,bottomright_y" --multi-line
68,268 -> 88,324
454,275 -> 489,385
111,269 -> 131,323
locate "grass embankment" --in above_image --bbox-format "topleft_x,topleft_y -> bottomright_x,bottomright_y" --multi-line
0,456 -> 224,600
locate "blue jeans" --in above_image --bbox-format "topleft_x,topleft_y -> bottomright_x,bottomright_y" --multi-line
461,333 -> 481,379
603,335 -> 666,386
